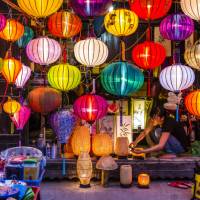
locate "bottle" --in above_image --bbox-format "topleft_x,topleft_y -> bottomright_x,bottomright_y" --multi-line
51,143 -> 57,159
46,143 -> 51,159
37,134 -> 45,154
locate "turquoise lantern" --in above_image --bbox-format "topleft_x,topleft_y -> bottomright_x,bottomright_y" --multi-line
100,62 -> 144,97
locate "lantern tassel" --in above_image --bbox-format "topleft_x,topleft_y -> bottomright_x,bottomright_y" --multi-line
176,104 -> 179,122
147,71 -> 151,97
120,40 -> 126,61
120,100 -> 123,126
61,143 -> 66,176
19,130 -> 22,147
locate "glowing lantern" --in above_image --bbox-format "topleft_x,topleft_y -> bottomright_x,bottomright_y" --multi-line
0,19 -> 24,42
104,9 -> 139,37
138,173 -> 150,188
0,14 -> 6,31
48,11 -> 82,38
185,91 -> 200,117
101,62 -> 144,97
2,58 -> 22,84
159,13 -> 194,41
26,37 -> 61,66
132,41 -> 166,70
159,64 -> 195,92
3,98 -> 21,115
47,63 -> 81,92
129,0 -> 172,20
17,0 -> 63,18
74,37 -> 108,67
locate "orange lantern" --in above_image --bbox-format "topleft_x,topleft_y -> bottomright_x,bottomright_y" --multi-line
138,173 -> 150,188
0,19 -> 24,42
3,97 -> 21,115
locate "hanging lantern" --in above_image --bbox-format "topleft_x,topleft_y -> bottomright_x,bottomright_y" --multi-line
159,64 -> 195,92
132,41 -> 166,70
26,37 -> 61,66
185,91 -> 200,117
73,94 -> 108,124
74,37 -> 108,67
0,14 -> 6,31
159,13 -> 194,41
17,0 -> 63,18
3,98 -> 21,116
47,63 -> 81,92
101,62 -> 144,97
17,26 -> 34,48
2,58 -> 22,84
129,0 -> 172,20
104,9 -> 139,37
0,19 -> 24,42
28,87 -> 62,114
15,64 -> 31,88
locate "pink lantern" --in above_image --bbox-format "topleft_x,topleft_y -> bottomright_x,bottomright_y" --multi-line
0,14 -> 6,31
15,64 -> 31,88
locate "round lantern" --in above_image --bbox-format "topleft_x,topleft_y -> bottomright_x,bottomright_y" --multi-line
132,41 -> 166,70
26,37 -> 61,66
70,0 -> 112,18
17,0 -> 63,18
0,14 -> 6,31
159,64 -> 195,92
101,62 -> 144,97
47,63 -> 81,92
28,87 -> 62,114
2,58 -> 22,84
17,26 -> 34,48
159,13 -> 194,41
74,37 -> 108,67
15,64 -> 31,88
48,11 -> 82,38
3,98 -> 21,116
0,19 -> 24,42
185,90 -> 200,117
104,9 -> 139,37
129,0 -> 172,20
73,94 -> 108,124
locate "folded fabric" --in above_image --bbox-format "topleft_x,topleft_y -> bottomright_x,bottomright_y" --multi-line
12,184 -> 28,200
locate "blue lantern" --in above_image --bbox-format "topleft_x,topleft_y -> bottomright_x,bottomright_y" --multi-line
94,16 -> 106,37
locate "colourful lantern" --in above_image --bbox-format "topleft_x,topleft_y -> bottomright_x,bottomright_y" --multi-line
15,64 -> 31,88
70,0 -> 112,18
0,19 -> 24,42
26,37 -> 61,66
104,9 -> 139,37
159,13 -> 194,41
47,63 -> 81,92
132,41 -> 166,70
159,64 -> 195,92
10,105 -> 31,130
74,37 -> 108,67
17,26 -> 34,48
2,58 -> 22,84
73,94 -> 108,124
0,14 -> 6,31
17,0 -> 63,18
101,62 -> 144,97
185,91 -> 200,117
129,0 -> 172,20
3,98 -> 21,115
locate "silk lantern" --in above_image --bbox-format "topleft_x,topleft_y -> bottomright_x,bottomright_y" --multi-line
47,63 -> 81,92
17,0 -> 63,18
104,9 -> 139,37
74,37 -> 108,67
101,62 -> 144,97
129,0 -> 172,20
159,13 -> 194,41
0,19 -> 24,42
0,14 -> 6,31
3,98 -> 21,115
26,37 -> 61,66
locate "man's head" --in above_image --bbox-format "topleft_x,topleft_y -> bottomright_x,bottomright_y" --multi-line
150,106 -> 166,126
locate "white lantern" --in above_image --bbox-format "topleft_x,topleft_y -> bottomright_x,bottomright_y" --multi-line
159,64 -> 195,92
74,37 -> 108,67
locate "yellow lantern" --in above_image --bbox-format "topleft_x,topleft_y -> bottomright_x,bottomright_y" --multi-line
115,137 -> 129,157
3,98 -> 21,115
138,173 -> 150,188
104,9 -> 139,37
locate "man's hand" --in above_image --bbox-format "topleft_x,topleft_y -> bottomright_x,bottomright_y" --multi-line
131,148 -> 145,154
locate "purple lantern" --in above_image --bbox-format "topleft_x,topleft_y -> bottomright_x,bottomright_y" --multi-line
70,0 -> 113,18
159,13 -> 194,41
0,14 -> 6,32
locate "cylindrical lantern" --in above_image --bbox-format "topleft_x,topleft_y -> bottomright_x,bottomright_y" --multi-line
104,9 -> 139,37
0,19 -> 24,42
159,13 -> 194,41
74,37 -> 108,67
129,0 -> 172,20
115,137 -> 129,157
73,94 -> 108,124
3,98 -> 21,116
26,37 -> 61,65
17,0 -> 63,18
48,11 -> 82,38
2,58 -> 22,84
185,91 -> 200,117
159,64 -> 195,92
101,62 -> 144,97
138,173 -> 150,188
120,165 -> 133,188
0,14 -> 6,31
47,63 -> 81,92
132,41 -> 166,70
